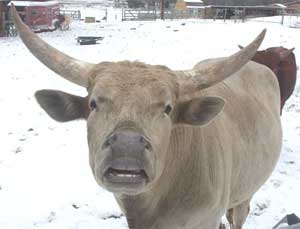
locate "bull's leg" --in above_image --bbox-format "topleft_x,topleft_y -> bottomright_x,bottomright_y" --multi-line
228,199 -> 251,229
219,222 -> 226,229
226,208 -> 234,228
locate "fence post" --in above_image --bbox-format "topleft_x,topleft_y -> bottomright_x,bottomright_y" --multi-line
224,8 -> 227,22
160,0 -> 165,19
242,7 -> 245,23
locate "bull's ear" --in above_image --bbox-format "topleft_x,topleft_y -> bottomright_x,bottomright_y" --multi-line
35,90 -> 89,122
279,48 -> 295,61
175,97 -> 225,126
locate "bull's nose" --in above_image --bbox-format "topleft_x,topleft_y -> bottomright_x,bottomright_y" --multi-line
102,131 -> 151,154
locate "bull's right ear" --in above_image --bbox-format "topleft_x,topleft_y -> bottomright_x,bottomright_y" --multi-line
35,90 -> 89,122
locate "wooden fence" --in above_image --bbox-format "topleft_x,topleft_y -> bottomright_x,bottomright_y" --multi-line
122,8 -> 205,21
122,9 -> 158,21
59,10 -> 81,20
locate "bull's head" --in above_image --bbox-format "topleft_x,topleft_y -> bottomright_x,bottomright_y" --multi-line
12,6 -> 265,195
238,45 -> 295,74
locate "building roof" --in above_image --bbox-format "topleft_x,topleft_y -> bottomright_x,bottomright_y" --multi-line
8,0 -> 59,7
284,1 -> 300,6
270,3 -> 287,8
205,5 -> 285,10
184,0 -> 204,8
184,0 -> 203,3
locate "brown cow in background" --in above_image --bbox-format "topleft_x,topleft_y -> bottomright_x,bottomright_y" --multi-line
239,45 -> 297,114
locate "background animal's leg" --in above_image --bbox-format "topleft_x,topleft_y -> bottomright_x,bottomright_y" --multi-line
231,199 -> 251,229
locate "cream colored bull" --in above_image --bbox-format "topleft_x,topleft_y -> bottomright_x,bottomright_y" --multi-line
12,5 -> 282,229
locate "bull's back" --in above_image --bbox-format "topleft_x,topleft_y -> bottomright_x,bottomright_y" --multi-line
203,61 -> 282,207
279,54 -> 297,104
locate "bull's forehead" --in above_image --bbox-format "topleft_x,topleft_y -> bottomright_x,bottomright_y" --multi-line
88,61 -> 179,103
255,50 -> 280,65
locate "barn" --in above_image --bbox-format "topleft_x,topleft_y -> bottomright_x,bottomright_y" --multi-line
7,0 -> 60,32
175,0 -> 204,10
174,0 -> 205,18
285,1 -> 300,14
0,0 -> 9,36
1,0 -> 60,36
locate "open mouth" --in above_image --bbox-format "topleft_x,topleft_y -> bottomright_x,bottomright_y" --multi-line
104,167 -> 148,184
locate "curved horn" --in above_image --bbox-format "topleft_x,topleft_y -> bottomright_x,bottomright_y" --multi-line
179,29 -> 266,95
11,5 -> 94,87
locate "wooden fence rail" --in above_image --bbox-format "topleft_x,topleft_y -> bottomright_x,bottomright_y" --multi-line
59,10 -> 81,20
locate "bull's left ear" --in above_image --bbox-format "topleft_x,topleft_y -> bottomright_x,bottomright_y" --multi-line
175,97 -> 225,126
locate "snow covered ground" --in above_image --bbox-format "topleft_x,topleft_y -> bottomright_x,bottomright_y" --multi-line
0,9 -> 300,229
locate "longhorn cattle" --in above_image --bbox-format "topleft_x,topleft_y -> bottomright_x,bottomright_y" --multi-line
239,45 -> 297,113
11,5 -> 282,229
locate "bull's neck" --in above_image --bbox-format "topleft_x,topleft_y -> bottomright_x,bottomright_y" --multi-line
116,182 -> 177,229
115,125 -> 229,228
115,127 -> 201,228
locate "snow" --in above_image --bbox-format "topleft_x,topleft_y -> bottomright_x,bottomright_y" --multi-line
271,3 -> 287,8
184,0 -> 204,3
8,1 -> 59,7
1,8 -> 300,229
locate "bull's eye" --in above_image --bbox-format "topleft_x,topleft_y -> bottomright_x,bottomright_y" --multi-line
89,99 -> 97,111
164,104 -> 172,115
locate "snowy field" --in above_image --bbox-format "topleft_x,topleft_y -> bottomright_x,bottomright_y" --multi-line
0,9 -> 300,229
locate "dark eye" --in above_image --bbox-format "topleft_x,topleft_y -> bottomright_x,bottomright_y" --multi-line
89,99 -> 97,111
164,104 -> 172,115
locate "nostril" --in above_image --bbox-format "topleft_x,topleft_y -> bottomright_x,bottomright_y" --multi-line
102,139 -> 110,149
102,134 -> 118,149
139,136 -> 145,144
145,142 -> 151,150
111,134 -> 118,142
140,136 -> 151,150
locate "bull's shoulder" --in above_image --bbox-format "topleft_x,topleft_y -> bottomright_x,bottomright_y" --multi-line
200,61 -> 280,116
221,61 -> 279,99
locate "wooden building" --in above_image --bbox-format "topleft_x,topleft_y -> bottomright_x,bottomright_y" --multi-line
285,1 -> 300,14
8,1 -> 60,32
203,5 -> 285,20
0,0 -> 9,36
0,0 -> 60,36
175,0 -> 204,10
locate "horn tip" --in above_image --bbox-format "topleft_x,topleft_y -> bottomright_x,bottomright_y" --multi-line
258,29 -> 267,40
10,3 -> 17,18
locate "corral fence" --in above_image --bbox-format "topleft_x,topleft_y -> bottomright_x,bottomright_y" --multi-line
122,5 -> 290,24
122,9 -> 158,21
164,9 -> 204,19
122,8 -> 203,21
59,10 -> 81,20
